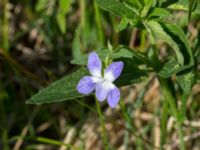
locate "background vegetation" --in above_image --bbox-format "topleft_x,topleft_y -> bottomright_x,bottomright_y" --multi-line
0,0 -> 200,149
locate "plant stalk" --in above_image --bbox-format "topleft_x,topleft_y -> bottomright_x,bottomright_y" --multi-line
93,1 -> 104,46
159,78 -> 185,150
95,99 -> 109,150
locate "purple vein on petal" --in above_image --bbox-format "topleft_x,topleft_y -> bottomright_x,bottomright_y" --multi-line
87,52 -> 102,78
77,76 -> 95,94
107,86 -> 120,108
95,81 -> 114,102
104,61 -> 124,82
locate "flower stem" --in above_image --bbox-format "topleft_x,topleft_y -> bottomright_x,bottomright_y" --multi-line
159,78 -> 185,150
95,99 -> 109,150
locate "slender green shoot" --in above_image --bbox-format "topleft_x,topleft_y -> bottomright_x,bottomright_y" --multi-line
95,99 -> 109,150
36,136 -> 80,150
159,78 -> 185,150
93,0 -> 104,46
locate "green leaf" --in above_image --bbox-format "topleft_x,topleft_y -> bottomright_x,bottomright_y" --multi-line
160,21 -> 194,66
56,0 -> 72,34
146,20 -> 183,65
123,0 -> 142,14
177,71 -> 195,94
167,3 -> 188,11
113,46 -> 151,65
141,5 -> 151,18
56,13 -> 66,34
72,26 -> 82,59
58,0 -> 72,14
146,20 -> 194,67
124,0 -> 142,9
95,0 -> 137,18
194,0 -> 200,14
115,18 -> 129,32
158,57 -> 181,78
147,19 -> 195,93
35,0 -> 49,12
142,0 -> 155,6
115,59 -> 147,86
158,56 -> 191,78
160,0 -> 177,8
148,8 -> 171,19
167,0 -> 200,15
146,20 -> 194,80
27,68 -> 89,104
162,4 -> 196,94
140,0 -> 156,18
188,0 -> 196,21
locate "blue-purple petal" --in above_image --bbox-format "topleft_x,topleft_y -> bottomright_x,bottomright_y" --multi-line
77,76 -> 95,94
107,86 -> 120,108
104,61 -> 124,82
95,81 -> 114,101
87,52 -> 102,77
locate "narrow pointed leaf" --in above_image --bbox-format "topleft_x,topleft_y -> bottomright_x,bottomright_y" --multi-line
27,68 -> 89,104
146,20 -> 194,71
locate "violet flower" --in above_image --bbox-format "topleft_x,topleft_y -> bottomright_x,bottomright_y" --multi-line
77,52 -> 124,108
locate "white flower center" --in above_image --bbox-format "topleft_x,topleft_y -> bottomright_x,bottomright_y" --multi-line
103,80 -> 115,90
104,71 -> 115,82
